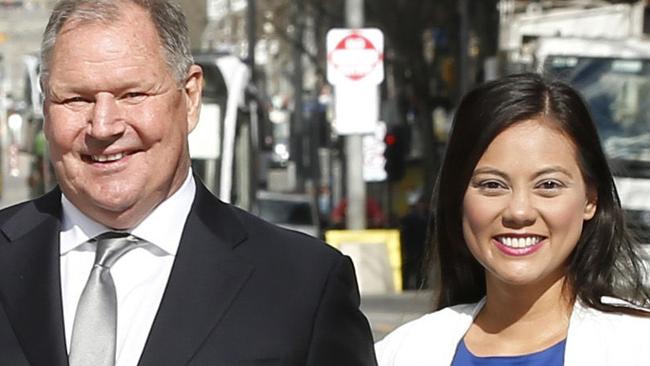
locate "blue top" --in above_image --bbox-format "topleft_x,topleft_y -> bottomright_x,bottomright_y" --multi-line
450,338 -> 566,366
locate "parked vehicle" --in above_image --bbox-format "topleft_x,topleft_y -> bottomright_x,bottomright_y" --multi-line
252,190 -> 320,238
498,0 -> 650,243
190,52 -> 256,209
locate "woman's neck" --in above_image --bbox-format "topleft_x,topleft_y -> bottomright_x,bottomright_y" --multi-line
482,273 -> 573,327
465,274 -> 574,356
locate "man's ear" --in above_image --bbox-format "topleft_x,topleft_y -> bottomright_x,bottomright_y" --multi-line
184,64 -> 203,133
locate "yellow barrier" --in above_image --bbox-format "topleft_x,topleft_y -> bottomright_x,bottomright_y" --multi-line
325,229 -> 402,293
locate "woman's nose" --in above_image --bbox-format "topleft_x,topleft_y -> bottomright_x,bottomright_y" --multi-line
502,190 -> 537,227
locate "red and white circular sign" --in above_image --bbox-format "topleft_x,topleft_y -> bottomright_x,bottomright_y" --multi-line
327,28 -> 384,85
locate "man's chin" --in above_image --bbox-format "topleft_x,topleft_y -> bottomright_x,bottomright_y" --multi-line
90,209 -> 144,230
77,197 -> 144,228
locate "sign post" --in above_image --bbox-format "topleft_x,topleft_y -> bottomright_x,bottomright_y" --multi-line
327,24 -> 384,230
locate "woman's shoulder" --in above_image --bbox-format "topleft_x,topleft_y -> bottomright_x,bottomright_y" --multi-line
565,297 -> 650,365
569,297 -> 650,344
375,302 -> 481,366
573,296 -> 650,326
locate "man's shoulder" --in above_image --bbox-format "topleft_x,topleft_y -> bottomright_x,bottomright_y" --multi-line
0,200 -> 32,219
227,203 -> 341,260
190,183 -> 346,275
0,190 -> 61,241
198,200 -> 351,297
0,197 -> 50,225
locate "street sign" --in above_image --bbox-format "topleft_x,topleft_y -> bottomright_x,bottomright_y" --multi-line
362,121 -> 387,182
333,83 -> 379,135
327,28 -> 384,135
327,28 -> 384,85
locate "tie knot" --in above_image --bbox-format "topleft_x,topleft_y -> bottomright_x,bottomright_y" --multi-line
93,232 -> 141,269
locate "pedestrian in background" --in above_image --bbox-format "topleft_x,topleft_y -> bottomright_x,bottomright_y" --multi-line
0,1 -> 376,365
399,193 -> 428,290
376,73 -> 650,365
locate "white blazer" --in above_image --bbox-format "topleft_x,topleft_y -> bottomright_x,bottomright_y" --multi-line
375,297 -> 650,366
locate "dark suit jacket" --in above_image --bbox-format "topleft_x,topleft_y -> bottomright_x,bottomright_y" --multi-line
0,181 -> 377,365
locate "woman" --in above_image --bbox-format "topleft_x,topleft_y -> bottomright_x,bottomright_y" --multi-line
376,73 -> 650,365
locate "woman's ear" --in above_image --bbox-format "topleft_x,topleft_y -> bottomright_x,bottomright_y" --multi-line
584,187 -> 597,221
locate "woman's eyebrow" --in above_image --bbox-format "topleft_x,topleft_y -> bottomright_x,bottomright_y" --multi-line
472,166 -> 575,180
533,166 -> 574,179
472,167 -> 507,178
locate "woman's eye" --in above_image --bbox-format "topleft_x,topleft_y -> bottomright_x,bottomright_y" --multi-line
472,180 -> 507,194
536,180 -> 566,196
481,180 -> 505,189
538,180 -> 563,190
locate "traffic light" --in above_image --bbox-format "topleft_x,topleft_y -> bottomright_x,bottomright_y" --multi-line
383,125 -> 408,182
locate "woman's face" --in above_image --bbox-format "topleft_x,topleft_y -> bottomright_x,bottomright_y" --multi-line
462,119 -> 597,289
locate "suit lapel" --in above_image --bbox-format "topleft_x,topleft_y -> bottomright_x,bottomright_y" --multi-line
138,181 -> 253,366
0,190 -> 68,366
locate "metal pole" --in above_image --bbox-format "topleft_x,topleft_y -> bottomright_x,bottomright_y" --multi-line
458,0 -> 470,96
247,0 -> 256,83
292,0 -> 305,191
247,0 -> 259,200
345,0 -> 367,230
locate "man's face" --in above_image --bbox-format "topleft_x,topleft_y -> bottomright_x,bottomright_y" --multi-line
44,5 -> 202,229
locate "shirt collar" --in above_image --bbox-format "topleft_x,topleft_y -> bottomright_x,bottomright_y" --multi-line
60,170 -> 196,256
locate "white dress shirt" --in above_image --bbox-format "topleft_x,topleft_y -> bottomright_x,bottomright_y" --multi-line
60,172 -> 196,366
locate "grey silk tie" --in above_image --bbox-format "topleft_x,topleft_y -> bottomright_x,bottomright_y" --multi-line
69,232 -> 141,366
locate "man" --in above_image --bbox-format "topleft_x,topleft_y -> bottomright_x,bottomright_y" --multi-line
0,1 -> 377,365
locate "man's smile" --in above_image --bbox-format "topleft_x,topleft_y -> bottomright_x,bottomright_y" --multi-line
91,152 -> 127,162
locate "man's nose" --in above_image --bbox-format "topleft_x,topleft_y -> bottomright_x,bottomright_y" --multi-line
502,190 -> 537,227
89,93 -> 125,139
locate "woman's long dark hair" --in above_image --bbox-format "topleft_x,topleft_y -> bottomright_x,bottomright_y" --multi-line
431,73 -> 650,312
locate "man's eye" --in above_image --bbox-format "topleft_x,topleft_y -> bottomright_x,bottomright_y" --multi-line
63,96 -> 91,105
122,92 -> 147,102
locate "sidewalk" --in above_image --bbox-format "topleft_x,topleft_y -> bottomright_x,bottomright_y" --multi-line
361,290 -> 433,341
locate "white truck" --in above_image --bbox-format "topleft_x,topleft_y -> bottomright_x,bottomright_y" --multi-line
498,0 -> 650,245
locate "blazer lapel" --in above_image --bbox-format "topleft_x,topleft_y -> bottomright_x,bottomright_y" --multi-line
138,181 -> 254,366
0,190 -> 68,366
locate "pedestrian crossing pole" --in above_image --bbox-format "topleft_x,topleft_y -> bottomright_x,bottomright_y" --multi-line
344,0 -> 367,230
